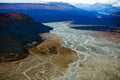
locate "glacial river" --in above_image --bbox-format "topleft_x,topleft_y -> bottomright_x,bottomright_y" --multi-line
44,22 -> 120,80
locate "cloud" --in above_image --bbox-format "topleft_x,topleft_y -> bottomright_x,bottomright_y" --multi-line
111,0 -> 120,6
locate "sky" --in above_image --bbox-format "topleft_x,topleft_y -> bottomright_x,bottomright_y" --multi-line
0,0 -> 120,6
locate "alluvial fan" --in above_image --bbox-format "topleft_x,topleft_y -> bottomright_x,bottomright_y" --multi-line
44,22 -> 120,80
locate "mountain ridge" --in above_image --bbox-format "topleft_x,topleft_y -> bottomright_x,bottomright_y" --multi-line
0,2 -> 77,10
74,3 -> 120,14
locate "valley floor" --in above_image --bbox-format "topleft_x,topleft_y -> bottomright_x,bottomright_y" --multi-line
0,22 -> 120,80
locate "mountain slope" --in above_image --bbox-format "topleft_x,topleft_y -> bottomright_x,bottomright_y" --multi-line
0,2 -> 77,10
0,12 -> 53,62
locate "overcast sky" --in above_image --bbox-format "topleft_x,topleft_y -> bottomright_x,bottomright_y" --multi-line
0,0 -> 120,6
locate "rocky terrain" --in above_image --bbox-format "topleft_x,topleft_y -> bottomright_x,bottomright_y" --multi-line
0,22 -> 120,80
44,22 -> 120,80
0,33 -> 78,80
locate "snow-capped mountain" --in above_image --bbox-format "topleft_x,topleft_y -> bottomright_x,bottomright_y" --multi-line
74,3 -> 120,14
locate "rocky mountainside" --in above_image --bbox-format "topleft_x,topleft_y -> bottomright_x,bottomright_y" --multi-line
0,12 -> 53,62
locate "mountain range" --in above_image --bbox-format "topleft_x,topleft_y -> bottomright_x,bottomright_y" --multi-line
0,2 -> 76,10
0,2 -> 120,14
74,3 -> 120,14
0,2 -> 119,26
0,3 -> 101,23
